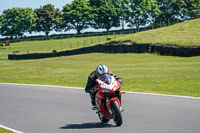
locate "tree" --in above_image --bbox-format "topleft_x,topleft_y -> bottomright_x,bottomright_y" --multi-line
155,0 -> 200,27
34,4 -> 63,36
0,8 -> 37,39
0,15 -> 2,35
126,0 -> 160,31
89,0 -> 121,32
181,0 -> 200,20
62,0 -> 93,34
156,0 -> 183,26
119,0 -> 130,31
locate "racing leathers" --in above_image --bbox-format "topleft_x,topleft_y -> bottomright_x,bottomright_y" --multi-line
85,70 -> 123,107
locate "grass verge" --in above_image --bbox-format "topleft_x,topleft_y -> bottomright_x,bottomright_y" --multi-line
0,128 -> 13,133
0,53 -> 200,97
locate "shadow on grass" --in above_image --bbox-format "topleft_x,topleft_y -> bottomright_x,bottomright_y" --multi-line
60,122 -> 114,129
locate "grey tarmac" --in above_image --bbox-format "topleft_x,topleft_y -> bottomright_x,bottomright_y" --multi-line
0,84 -> 200,133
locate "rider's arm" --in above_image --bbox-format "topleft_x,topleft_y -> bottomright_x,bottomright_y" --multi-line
108,71 -> 123,85
85,71 -> 97,93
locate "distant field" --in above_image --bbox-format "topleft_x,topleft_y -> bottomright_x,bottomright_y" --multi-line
1,19 -> 199,60
0,34 -> 123,59
117,19 -> 200,46
0,53 -> 200,97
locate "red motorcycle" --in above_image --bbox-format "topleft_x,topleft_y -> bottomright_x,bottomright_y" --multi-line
95,74 -> 124,126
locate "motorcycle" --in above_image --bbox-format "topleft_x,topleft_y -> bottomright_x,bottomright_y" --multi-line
95,74 -> 124,126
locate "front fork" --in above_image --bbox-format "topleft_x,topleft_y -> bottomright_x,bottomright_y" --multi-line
106,98 -> 113,115
106,97 -> 123,115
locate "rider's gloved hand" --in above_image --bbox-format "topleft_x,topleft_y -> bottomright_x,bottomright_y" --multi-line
118,78 -> 123,85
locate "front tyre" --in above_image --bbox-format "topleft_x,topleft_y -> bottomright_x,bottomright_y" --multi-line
111,100 -> 122,126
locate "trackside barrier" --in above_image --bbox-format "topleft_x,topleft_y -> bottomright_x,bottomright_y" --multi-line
8,42 -> 200,60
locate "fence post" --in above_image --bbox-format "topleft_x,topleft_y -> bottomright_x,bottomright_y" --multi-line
27,50 -> 30,54
98,36 -> 100,43
61,35 -> 63,50
3,53 -> 7,60
91,38 -> 93,45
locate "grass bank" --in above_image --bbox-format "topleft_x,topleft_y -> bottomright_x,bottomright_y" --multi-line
117,19 -> 200,46
0,53 -> 200,97
0,34 -> 123,59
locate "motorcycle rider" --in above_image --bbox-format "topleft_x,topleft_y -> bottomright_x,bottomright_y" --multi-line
85,64 -> 123,110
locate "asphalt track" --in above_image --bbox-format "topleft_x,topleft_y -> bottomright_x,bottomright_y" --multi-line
0,83 -> 200,133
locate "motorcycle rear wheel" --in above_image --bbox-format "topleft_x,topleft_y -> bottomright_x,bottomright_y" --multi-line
97,112 -> 110,123
111,100 -> 122,126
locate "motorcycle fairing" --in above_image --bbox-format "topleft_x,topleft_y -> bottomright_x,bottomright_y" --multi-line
96,75 -> 120,93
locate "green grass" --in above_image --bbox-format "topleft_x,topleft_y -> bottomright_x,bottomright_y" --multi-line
0,19 -> 200,97
116,19 -> 200,46
0,34 -> 123,58
0,128 -> 13,133
0,53 -> 200,97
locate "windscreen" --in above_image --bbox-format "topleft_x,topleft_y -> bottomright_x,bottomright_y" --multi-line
98,74 -> 112,84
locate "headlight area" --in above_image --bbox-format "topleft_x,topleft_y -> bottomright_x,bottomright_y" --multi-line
113,84 -> 119,91
101,88 -> 111,92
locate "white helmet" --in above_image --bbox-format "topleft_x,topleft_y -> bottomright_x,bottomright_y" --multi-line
96,64 -> 109,76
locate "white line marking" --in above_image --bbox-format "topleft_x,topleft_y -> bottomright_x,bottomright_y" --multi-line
0,83 -> 200,100
0,83 -> 83,90
123,91 -> 200,100
0,125 -> 24,133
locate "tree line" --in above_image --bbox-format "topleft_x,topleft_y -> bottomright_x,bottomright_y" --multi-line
0,0 -> 199,39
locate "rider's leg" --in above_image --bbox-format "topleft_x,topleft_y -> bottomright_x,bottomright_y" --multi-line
90,91 -> 97,110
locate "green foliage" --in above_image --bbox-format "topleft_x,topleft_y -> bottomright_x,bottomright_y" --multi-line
0,8 -> 37,38
0,15 -> 2,34
34,4 -> 62,36
126,0 -> 160,30
119,0 -> 130,30
155,0 -> 200,26
89,0 -> 121,31
62,0 -> 93,34
183,0 -> 200,19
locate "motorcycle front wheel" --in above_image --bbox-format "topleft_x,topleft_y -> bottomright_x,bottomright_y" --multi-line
111,100 -> 122,126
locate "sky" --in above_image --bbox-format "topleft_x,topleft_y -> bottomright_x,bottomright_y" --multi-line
0,0 -> 73,14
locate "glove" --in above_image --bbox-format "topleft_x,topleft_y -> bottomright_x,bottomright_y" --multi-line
118,78 -> 123,85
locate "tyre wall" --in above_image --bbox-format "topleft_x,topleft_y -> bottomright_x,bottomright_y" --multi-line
8,43 -> 200,60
